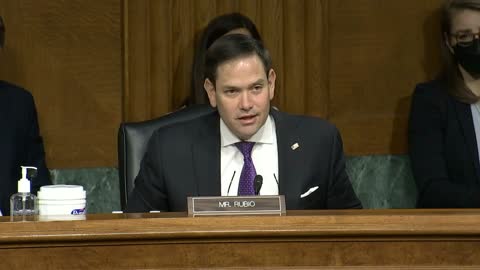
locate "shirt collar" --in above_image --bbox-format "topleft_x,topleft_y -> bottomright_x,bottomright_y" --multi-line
220,115 -> 275,147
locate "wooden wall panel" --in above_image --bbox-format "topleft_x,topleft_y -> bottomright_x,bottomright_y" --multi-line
306,0 -> 329,118
171,0 -> 195,109
125,0 -> 283,119
150,0 -> 173,117
0,0 -> 446,169
125,0 -> 329,119
124,0 -> 152,121
259,0 -> 285,109
0,0 -> 122,168
283,0 -> 306,115
216,0 -> 240,14
122,0 -> 441,163
125,0 -> 444,156
328,0 -> 442,154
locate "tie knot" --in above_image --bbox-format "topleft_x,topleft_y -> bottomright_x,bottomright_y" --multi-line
235,141 -> 255,158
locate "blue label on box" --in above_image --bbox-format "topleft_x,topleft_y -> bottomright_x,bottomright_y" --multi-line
71,208 -> 85,215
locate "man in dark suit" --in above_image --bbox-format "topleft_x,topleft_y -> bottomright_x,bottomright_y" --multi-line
0,16 -> 51,215
126,34 -> 361,212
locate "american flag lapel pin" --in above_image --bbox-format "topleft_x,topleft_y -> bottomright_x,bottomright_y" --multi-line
291,142 -> 299,150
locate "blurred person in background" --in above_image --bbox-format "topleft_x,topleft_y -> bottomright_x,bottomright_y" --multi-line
0,16 -> 51,215
188,12 -> 262,105
409,0 -> 480,207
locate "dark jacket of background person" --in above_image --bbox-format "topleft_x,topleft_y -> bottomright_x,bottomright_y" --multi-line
409,79 -> 480,207
0,81 -> 51,215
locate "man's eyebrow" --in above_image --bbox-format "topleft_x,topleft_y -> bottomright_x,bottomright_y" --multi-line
248,79 -> 266,87
222,85 -> 241,90
454,29 -> 474,34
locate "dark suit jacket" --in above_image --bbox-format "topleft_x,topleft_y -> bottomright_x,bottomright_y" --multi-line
126,109 -> 362,212
409,80 -> 480,208
0,81 -> 51,215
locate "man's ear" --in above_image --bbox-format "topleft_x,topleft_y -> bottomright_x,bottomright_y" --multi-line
204,78 -> 217,107
267,69 -> 276,100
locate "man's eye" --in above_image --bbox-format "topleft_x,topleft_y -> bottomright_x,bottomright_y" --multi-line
459,34 -> 471,40
457,32 -> 474,42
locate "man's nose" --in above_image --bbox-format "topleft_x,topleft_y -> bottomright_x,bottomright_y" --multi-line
239,91 -> 253,110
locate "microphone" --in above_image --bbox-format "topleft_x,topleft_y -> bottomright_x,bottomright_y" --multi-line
226,171 -> 236,196
254,175 -> 263,195
273,173 -> 279,193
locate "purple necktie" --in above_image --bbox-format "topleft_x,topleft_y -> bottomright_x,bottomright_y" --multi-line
236,141 -> 256,195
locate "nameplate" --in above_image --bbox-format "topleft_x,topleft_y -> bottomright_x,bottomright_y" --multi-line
187,195 -> 286,217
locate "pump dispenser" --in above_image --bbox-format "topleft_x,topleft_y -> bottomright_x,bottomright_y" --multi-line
10,166 -> 39,221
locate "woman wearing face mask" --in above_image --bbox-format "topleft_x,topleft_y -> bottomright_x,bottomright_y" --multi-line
409,0 -> 480,208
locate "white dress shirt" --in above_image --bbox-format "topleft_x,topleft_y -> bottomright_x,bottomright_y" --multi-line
471,103 -> 480,163
220,115 -> 279,196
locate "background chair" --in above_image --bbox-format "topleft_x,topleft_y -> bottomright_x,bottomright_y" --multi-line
118,104 -> 214,210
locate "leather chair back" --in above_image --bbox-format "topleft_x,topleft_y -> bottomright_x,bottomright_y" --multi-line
117,105 -> 214,210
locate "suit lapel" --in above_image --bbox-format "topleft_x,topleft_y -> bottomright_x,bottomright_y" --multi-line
192,112 -> 221,196
454,99 -> 480,182
271,110 -> 302,209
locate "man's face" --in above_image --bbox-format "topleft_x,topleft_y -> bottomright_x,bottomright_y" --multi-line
204,54 -> 276,140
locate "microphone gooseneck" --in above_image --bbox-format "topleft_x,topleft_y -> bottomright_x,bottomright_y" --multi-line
226,171 -> 236,196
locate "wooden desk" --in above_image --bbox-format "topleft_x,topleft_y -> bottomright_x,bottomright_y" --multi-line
1,209 -> 480,269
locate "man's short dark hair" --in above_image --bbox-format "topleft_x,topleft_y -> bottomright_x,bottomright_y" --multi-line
0,16 -> 4,48
204,34 -> 272,85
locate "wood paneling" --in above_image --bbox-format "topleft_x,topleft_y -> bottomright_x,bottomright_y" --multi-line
0,0 -> 122,168
123,0 -> 151,121
0,0 -> 445,168
283,0 -> 307,114
306,0 -> 329,118
261,0 -> 285,109
126,0 -> 443,157
328,0 -> 442,154
2,210 -> 480,268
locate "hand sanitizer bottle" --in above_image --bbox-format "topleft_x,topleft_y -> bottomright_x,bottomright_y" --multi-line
10,166 -> 39,221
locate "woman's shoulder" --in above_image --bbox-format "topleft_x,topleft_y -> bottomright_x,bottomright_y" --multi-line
0,80 -> 33,101
413,79 -> 450,103
415,79 -> 447,94
0,80 -> 35,113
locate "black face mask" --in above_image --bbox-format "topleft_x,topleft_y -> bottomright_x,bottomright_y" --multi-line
454,39 -> 480,78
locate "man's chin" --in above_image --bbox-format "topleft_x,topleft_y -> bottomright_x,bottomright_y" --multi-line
236,129 -> 257,141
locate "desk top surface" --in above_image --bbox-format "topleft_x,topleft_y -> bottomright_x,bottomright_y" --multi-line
1,209 -> 480,243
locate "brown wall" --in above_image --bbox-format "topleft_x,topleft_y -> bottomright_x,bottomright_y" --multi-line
0,0 -> 443,168
0,0 -> 122,168
125,0 -> 444,155
328,0 -> 442,154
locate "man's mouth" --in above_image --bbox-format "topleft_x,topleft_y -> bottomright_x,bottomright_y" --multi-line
238,114 -> 257,124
